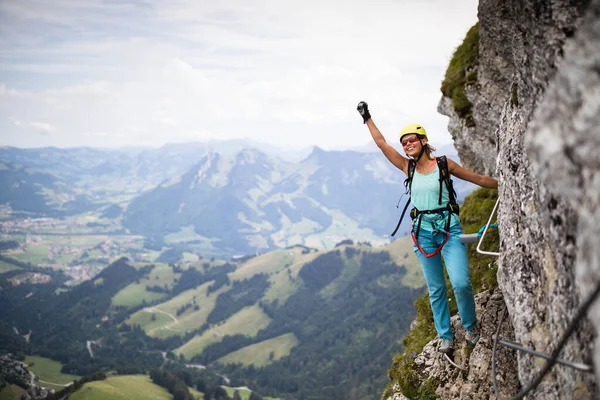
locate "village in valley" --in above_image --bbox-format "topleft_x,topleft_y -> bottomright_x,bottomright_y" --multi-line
0,210 -> 151,287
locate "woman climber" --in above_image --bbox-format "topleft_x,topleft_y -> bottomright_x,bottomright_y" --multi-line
357,101 -> 498,354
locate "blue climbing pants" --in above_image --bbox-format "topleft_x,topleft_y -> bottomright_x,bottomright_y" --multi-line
413,223 -> 477,340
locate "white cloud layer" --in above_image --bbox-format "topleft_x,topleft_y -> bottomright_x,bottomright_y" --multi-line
0,0 -> 479,149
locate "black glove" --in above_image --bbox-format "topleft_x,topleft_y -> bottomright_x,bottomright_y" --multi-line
357,101 -> 371,124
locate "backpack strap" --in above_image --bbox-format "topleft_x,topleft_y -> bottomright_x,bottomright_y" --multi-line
436,156 -> 457,205
391,198 -> 411,237
404,159 -> 416,193
391,160 -> 417,237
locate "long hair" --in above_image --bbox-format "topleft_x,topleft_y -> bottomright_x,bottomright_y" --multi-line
419,135 -> 436,159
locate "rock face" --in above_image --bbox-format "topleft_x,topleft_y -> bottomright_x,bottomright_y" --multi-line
419,290 -> 520,400
437,0 -> 600,399
528,0 -> 600,378
385,290 -> 520,400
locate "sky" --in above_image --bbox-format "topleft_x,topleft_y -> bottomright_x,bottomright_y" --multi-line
0,0 -> 479,150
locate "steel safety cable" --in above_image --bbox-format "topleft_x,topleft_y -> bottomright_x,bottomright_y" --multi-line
491,278 -> 600,400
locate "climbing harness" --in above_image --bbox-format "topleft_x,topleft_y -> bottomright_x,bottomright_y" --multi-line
391,156 -> 460,258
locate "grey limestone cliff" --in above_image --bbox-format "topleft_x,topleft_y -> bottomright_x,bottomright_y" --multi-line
436,0 -> 599,399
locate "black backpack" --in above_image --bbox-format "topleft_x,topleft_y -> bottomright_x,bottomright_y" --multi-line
391,155 -> 459,238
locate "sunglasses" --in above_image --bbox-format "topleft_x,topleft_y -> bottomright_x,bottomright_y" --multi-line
401,136 -> 420,147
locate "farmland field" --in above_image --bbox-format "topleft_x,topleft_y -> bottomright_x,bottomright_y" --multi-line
381,235 -> 425,288
0,259 -> 20,274
125,282 -> 229,337
25,355 -> 80,391
216,333 -> 299,367
229,248 -> 301,281
111,264 -> 178,308
0,383 -> 27,400
67,375 -> 175,400
176,305 -> 271,359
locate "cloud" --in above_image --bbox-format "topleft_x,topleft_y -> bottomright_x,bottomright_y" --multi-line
0,0 -> 479,149
11,118 -> 56,134
29,121 -> 57,134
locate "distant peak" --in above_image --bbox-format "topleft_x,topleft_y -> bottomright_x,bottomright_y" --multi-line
301,146 -> 328,162
235,147 -> 265,164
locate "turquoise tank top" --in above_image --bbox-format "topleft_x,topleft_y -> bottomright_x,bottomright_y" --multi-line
410,163 -> 460,231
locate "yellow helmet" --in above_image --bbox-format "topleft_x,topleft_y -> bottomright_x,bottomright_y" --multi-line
399,123 -> 427,140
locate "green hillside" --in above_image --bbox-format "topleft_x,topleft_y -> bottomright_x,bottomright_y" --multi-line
0,384 -> 27,400
1,233 -> 425,400
216,333 -> 299,367
112,263 -> 178,307
67,375 -> 178,400
175,305 -> 271,359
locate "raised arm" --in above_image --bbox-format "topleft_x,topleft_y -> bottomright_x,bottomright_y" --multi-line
447,158 -> 498,189
357,102 -> 409,174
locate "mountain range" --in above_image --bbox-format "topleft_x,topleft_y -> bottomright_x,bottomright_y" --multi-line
0,140 -> 476,256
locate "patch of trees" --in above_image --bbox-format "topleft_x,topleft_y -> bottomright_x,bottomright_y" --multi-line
204,386 -> 232,400
194,334 -> 255,364
207,274 -> 230,294
157,248 -> 184,263
150,368 -> 239,400
335,239 -> 354,247
0,240 -> 19,252
176,303 -> 194,316
344,246 -> 360,258
0,322 -> 31,358
172,263 -> 236,295
146,284 -> 170,294
206,274 -> 270,324
45,371 -> 107,400
100,203 -> 123,219
173,266 -> 207,293
297,250 -> 343,290
150,369 -> 196,400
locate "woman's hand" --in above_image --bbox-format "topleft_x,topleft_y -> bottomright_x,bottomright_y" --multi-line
357,101 -> 409,174
357,101 -> 372,124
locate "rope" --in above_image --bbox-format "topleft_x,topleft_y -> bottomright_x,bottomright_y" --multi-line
444,353 -> 467,371
478,223 -> 498,236
491,278 -> 600,399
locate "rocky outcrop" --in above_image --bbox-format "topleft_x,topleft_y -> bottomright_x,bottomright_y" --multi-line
0,354 -> 52,399
528,0 -> 600,382
437,0 -> 599,399
385,290 -> 520,400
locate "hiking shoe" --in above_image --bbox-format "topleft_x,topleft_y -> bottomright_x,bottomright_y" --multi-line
438,338 -> 454,354
465,329 -> 480,347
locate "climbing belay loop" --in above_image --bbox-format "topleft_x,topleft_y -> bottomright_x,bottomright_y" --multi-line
391,156 -> 460,258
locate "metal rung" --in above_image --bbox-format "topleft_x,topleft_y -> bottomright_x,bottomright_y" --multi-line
498,340 -> 592,372
460,233 -> 480,244
476,197 -> 500,256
